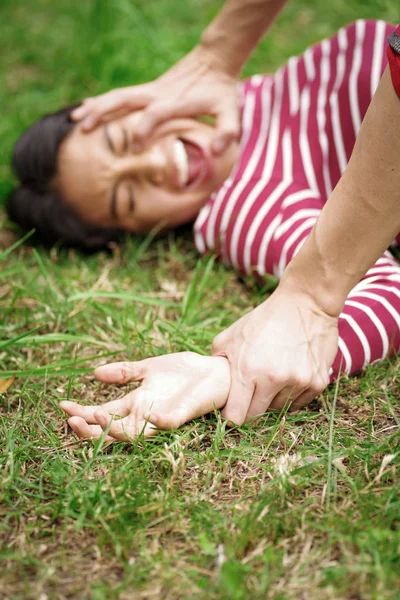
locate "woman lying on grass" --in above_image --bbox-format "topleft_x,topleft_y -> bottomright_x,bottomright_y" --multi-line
7,20 -> 400,442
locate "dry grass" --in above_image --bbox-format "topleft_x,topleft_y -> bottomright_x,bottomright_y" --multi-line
1,0 -> 400,598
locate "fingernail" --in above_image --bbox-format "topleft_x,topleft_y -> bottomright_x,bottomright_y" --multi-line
81,117 -> 94,131
71,109 -> 85,119
212,139 -> 226,155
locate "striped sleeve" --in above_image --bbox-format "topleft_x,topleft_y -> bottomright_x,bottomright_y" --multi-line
331,252 -> 400,379
387,25 -> 400,98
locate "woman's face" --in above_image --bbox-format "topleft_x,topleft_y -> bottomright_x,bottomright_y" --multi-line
56,112 -> 239,233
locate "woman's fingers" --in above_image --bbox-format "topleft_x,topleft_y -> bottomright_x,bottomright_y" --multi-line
94,360 -> 148,384
94,410 -> 157,441
67,416 -> 113,442
146,406 -> 192,431
60,401 -> 100,423
60,398 -> 130,422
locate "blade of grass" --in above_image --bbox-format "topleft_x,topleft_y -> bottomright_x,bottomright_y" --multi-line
326,373 -> 341,510
0,325 -> 44,351
68,291 -> 180,308
0,229 -> 35,260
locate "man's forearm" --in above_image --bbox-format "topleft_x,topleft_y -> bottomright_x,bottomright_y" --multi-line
200,0 -> 287,76
281,67 -> 400,317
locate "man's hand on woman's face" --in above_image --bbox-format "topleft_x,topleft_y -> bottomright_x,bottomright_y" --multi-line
212,283 -> 339,425
60,352 -> 230,443
70,45 -> 241,156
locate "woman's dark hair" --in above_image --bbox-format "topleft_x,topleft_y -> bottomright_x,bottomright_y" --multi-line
6,104 -> 121,250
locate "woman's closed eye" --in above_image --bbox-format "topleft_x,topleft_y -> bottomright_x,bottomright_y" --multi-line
112,182 -> 135,219
103,124 -> 134,219
104,124 -> 129,155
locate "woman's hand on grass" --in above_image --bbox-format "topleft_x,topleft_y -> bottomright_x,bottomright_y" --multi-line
212,282 -> 339,425
60,352 -> 230,442
70,45 -> 240,156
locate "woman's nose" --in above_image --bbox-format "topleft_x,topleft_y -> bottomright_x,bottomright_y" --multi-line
118,146 -> 168,185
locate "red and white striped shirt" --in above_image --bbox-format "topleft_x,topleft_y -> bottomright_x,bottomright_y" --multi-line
194,20 -> 400,380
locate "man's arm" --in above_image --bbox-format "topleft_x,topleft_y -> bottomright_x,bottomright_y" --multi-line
71,0 -> 287,152
200,0 -> 287,76
213,61 -> 400,425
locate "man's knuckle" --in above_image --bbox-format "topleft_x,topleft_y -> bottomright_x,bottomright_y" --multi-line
119,87 -> 132,98
89,108 -> 101,119
107,86 -> 121,96
147,102 -> 166,118
212,334 -> 225,353
295,374 -> 312,390
288,401 -> 303,412
142,105 -> 156,119
272,397 -> 287,411
239,358 -> 255,380
211,341 -> 219,355
311,379 -> 327,396
267,370 -> 287,388
212,334 -> 222,348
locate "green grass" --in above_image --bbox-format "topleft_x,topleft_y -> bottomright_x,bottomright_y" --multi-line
1,1 -> 399,598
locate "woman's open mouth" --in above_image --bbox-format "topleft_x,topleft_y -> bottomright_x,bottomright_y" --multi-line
173,138 -> 211,190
